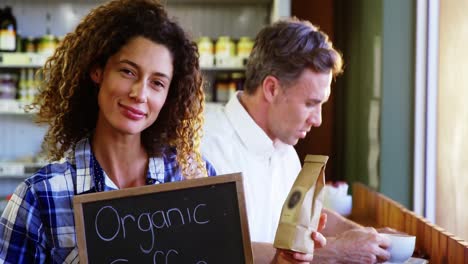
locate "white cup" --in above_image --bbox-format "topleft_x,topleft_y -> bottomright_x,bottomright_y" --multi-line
382,233 -> 416,263
324,194 -> 352,216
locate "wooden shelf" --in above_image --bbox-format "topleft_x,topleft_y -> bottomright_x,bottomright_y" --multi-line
0,162 -> 45,178
202,65 -> 245,71
0,100 -> 36,115
149,0 -> 271,4
1,52 -> 246,71
0,52 -> 48,68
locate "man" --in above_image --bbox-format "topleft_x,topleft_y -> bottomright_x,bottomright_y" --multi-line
202,18 -> 391,263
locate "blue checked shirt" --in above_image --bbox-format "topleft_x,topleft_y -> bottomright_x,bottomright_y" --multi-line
0,138 -> 216,264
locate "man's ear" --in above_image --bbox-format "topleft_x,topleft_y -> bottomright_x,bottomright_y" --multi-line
261,75 -> 281,103
90,65 -> 103,85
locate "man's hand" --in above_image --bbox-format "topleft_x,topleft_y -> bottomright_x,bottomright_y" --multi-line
315,227 -> 392,264
273,213 -> 328,263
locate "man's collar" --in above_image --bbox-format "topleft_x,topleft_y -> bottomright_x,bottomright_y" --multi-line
224,92 -> 280,157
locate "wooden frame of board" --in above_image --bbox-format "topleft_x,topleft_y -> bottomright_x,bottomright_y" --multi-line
73,173 -> 253,263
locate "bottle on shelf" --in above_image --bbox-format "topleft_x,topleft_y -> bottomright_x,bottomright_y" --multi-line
26,68 -> 37,102
0,73 -> 17,100
22,36 -> 36,53
18,68 -> 28,102
231,72 -> 245,91
0,6 -> 18,52
214,73 -> 230,103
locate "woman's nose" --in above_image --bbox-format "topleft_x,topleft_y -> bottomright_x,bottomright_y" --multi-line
129,81 -> 148,103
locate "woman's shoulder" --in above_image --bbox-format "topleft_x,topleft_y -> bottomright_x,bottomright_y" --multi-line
152,147 -> 217,177
22,161 -> 76,193
203,158 -> 217,177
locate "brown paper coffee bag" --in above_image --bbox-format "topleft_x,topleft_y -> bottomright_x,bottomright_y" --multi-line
273,155 -> 328,254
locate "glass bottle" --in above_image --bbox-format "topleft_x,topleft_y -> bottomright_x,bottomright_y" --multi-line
0,6 -> 17,52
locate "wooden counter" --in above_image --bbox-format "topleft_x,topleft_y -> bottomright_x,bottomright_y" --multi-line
350,183 -> 468,263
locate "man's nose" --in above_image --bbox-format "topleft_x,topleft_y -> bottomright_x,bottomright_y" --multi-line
307,108 -> 322,127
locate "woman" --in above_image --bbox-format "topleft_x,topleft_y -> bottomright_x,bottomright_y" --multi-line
0,0 -> 214,262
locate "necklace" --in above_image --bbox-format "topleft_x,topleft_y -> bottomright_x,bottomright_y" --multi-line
91,153 -> 105,192
91,153 -> 157,192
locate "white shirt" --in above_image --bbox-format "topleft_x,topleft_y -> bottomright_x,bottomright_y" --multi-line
201,92 -> 301,243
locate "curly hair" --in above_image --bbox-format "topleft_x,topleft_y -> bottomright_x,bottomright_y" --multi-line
244,17 -> 343,93
32,0 -> 207,178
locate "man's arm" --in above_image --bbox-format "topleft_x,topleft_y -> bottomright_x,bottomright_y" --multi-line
320,208 -> 362,237
312,227 -> 391,264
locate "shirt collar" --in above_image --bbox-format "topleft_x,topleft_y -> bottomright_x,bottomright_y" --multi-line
73,138 -> 94,194
225,92 -> 287,156
72,137 -> 166,194
147,155 -> 165,183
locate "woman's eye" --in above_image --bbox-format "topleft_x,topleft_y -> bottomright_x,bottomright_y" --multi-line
152,80 -> 165,90
120,68 -> 135,77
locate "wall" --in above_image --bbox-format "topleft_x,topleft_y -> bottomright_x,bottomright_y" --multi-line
335,0 -> 414,208
2,0 -> 270,39
335,0 -> 383,189
437,0 -> 468,241
379,0 -> 414,208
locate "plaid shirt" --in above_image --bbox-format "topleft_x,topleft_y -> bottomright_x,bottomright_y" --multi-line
0,138 -> 216,264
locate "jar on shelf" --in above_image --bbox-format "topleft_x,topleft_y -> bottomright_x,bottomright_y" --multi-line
215,36 -> 235,67
236,36 -> 254,66
197,36 -> 214,67
37,34 -> 56,55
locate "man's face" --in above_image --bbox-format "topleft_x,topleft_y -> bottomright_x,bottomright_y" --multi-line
267,68 -> 332,145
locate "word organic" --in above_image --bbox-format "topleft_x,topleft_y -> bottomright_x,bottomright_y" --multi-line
92,203 -> 210,263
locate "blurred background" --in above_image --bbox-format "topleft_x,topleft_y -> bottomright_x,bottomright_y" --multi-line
0,0 -> 466,241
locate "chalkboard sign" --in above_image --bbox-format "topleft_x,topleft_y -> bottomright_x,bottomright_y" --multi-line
73,173 -> 253,264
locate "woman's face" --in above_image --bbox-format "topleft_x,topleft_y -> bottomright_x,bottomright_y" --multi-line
91,36 -> 173,136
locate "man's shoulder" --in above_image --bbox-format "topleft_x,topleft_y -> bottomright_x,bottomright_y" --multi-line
203,103 -> 232,134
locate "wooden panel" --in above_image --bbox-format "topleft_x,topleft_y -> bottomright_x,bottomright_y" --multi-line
447,236 -> 468,264
350,183 -> 468,262
437,231 -> 451,264
404,210 -> 418,236
388,202 -> 405,232
291,0 -> 334,39
415,217 -> 427,257
291,0 -> 338,181
351,183 -> 367,219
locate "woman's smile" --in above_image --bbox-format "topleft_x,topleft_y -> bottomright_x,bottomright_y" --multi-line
119,102 -> 147,120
